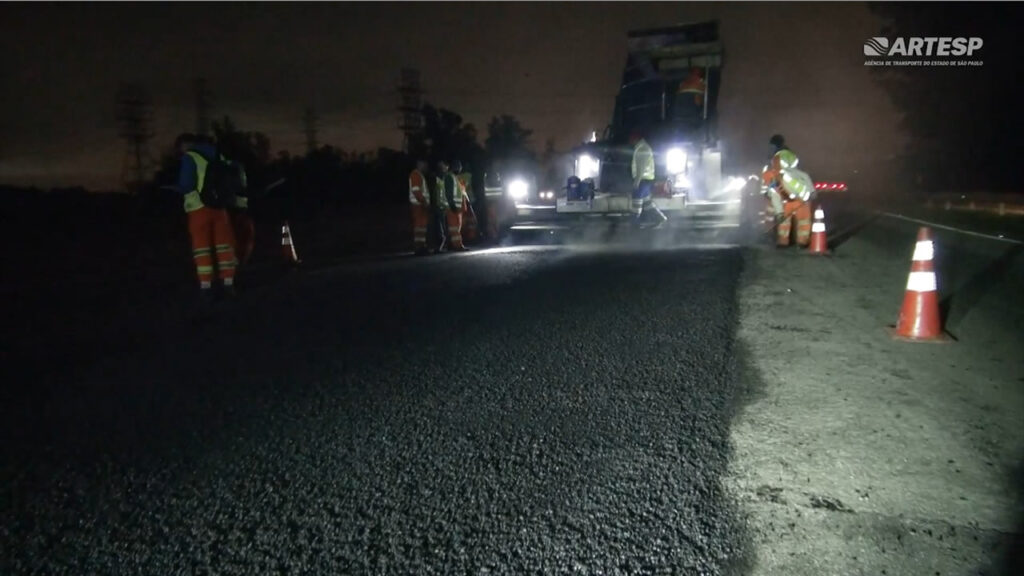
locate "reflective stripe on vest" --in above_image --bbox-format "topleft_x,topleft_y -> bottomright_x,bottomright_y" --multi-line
184,151 -> 208,213
781,168 -> 813,202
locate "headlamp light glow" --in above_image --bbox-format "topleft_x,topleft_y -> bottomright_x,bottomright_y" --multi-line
508,179 -> 528,199
666,147 -> 687,175
576,155 -> 600,180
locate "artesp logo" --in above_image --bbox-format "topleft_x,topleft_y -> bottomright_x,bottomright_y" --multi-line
864,37 -> 890,57
863,36 -> 983,57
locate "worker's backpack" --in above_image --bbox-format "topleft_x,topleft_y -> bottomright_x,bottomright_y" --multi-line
200,155 -> 244,209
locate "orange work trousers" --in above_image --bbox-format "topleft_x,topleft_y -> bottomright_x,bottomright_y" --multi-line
187,206 -> 237,289
411,204 -> 430,250
777,200 -> 812,247
446,197 -> 467,249
230,210 -> 255,266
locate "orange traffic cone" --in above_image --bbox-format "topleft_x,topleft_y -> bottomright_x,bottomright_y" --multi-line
808,206 -> 829,255
463,208 -> 478,242
281,221 -> 300,266
891,227 -> 949,342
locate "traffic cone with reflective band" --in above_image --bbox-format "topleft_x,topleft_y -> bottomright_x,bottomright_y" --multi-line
281,221 -> 300,266
808,206 -> 829,255
891,227 -> 949,342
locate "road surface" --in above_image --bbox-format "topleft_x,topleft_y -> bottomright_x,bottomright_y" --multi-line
3,207 -> 1022,575
4,235 -> 752,574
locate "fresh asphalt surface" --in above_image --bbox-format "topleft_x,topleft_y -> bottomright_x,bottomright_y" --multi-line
3,225 -> 757,574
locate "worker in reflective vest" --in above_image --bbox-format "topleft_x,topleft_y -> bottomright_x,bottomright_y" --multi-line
762,134 -> 814,247
176,133 -> 238,301
441,159 -> 468,251
630,132 -> 668,226
227,161 -> 254,267
454,160 -> 478,243
408,159 -> 431,255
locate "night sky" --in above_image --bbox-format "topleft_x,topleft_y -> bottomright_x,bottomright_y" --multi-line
1,2 -> 903,190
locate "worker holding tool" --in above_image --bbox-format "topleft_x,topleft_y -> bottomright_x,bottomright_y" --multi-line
455,161 -> 479,243
630,131 -> 668,227
429,160 -> 448,253
762,134 -> 815,247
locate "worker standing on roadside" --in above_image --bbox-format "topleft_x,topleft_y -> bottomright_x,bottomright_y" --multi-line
455,161 -> 478,243
175,133 -> 239,303
430,160 -> 448,253
441,159 -> 468,251
409,158 -> 431,255
227,160 -> 255,269
762,134 -> 814,247
630,131 -> 668,227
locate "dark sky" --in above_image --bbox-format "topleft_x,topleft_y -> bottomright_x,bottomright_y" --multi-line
0,2 -> 903,190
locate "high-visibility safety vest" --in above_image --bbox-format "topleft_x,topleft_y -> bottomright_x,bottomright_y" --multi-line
442,173 -> 462,211
409,169 -> 429,205
435,176 -> 447,211
632,139 -> 655,183
456,173 -> 473,202
764,149 -> 813,203
183,151 -> 208,213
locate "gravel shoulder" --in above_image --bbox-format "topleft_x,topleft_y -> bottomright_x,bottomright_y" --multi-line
729,216 -> 1024,575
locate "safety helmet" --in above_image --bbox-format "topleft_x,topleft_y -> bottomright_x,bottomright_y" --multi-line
769,134 -> 786,149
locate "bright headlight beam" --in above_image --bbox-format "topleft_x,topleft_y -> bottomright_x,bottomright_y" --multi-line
666,148 -> 687,175
508,179 -> 528,199
577,155 -> 599,179
724,176 -> 747,193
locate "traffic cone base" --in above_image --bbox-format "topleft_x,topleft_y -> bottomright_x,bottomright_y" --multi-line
887,325 -> 952,343
889,227 -> 950,343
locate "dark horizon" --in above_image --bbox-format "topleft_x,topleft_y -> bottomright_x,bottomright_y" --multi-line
2,2 -> 906,191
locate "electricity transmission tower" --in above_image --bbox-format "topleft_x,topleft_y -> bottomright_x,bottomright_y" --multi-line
116,82 -> 155,193
397,68 -> 424,154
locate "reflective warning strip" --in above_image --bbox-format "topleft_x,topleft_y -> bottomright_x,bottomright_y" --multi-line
196,265 -> 214,274
912,240 -> 934,261
814,209 -> 824,219
215,244 -> 233,253
811,222 -> 826,232
193,247 -> 212,256
906,271 -> 937,292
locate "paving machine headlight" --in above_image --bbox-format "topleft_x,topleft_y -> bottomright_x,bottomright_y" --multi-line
508,179 -> 529,200
724,176 -> 748,193
576,154 -> 600,180
666,147 -> 687,175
